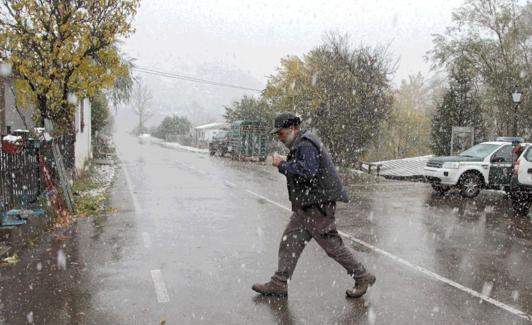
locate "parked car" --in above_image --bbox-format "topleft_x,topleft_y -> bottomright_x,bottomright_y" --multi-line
424,139 -> 531,198
208,130 -> 230,156
509,145 -> 532,215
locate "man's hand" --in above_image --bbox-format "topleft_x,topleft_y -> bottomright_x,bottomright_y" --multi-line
272,154 -> 286,167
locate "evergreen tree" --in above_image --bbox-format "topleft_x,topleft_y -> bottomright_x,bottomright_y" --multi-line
431,64 -> 485,155
90,91 -> 110,135
154,115 -> 192,139
223,96 -> 275,126
263,33 -> 395,165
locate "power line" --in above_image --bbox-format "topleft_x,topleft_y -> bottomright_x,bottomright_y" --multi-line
132,66 -> 262,92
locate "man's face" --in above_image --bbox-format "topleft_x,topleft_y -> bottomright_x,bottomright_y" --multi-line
278,126 -> 296,148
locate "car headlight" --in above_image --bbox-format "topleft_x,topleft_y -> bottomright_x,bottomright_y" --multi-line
442,162 -> 460,169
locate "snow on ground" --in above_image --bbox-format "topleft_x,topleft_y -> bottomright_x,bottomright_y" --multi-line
79,163 -> 116,198
139,134 -> 209,154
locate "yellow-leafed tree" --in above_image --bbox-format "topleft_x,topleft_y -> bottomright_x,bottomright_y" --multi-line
0,0 -> 140,131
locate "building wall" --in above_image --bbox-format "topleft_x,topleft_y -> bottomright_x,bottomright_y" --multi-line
0,78 -> 34,133
0,78 -> 5,131
205,129 -> 224,141
1,79 -> 34,133
74,98 -> 92,173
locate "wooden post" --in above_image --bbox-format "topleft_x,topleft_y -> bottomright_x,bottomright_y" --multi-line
44,119 -> 75,212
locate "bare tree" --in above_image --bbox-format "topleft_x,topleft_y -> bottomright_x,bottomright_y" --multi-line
132,79 -> 154,135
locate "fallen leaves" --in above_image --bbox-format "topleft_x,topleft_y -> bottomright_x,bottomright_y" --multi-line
1,253 -> 20,266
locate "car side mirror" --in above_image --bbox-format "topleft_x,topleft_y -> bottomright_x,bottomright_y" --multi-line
491,156 -> 505,163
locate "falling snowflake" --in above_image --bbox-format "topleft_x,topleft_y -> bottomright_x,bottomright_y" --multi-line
368,307 -> 377,325
481,282 -> 493,297
57,249 -> 67,270
0,63 -> 12,77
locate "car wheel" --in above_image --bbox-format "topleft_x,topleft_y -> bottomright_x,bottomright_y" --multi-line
510,193 -> 532,215
431,183 -> 450,194
459,173 -> 482,198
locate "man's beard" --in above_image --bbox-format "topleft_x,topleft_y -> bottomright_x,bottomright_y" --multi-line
283,130 -> 296,148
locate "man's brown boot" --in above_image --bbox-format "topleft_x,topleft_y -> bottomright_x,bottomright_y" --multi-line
252,281 -> 288,297
346,273 -> 376,298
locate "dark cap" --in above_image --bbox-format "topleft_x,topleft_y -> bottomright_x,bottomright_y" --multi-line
270,112 -> 301,135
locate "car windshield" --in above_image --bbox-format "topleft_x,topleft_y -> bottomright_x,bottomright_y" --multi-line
459,143 -> 501,159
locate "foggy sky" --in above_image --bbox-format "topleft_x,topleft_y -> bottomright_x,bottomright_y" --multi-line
121,0 -> 464,124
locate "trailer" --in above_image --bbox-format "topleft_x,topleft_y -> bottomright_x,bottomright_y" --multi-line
229,120 -> 268,161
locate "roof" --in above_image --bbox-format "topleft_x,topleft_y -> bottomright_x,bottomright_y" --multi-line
480,141 -> 532,145
483,141 -> 511,145
495,136 -> 525,143
194,122 -> 228,130
233,120 -> 263,125
471,141 -> 532,147
360,155 -> 433,178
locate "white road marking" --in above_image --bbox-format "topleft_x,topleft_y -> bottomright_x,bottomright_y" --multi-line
224,180 -> 236,188
142,232 -> 152,248
151,269 -> 170,303
246,190 -> 291,211
176,161 -> 209,176
244,189 -> 532,322
121,163 -> 142,214
348,182 -> 427,188
121,159 -> 165,237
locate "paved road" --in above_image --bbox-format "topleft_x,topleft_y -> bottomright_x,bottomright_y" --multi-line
1,132 -> 531,324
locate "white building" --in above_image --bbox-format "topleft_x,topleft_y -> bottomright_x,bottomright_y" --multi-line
0,76 -> 34,133
193,122 -> 229,146
74,98 -> 92,173
0,78 -> 92,174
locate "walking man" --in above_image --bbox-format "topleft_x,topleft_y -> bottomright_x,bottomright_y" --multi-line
252,112 -> 376,298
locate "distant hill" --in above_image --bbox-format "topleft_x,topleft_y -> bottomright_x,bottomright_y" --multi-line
134,63 -> 264,126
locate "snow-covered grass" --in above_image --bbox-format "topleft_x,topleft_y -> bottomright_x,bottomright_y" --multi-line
73,161 -> 116,217
80,164 -> 116,197
161,141 -> 209,154
139,134 -> 209,154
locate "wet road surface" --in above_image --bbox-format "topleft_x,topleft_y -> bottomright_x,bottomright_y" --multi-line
1,132 -> 531,324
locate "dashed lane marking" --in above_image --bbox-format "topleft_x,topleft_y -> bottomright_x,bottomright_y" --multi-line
151,269 -> 170,303
224,180 -> 236,188
142,232 -> 152,248
121,163 -> 142,214
245,190 -> 290,211
243,189 -> 532,323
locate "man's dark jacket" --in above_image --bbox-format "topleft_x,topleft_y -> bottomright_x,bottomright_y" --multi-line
278,129 -> 349,210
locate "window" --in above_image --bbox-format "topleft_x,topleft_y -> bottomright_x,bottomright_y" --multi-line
491,145 -> 512,163
525,147 -> 532,162
460,143 -> 501,159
